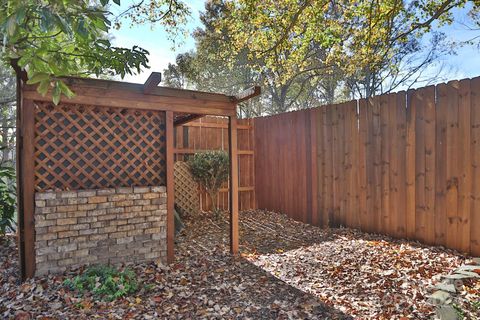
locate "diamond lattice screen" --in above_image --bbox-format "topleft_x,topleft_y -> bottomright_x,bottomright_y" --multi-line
34,102 -> 166,191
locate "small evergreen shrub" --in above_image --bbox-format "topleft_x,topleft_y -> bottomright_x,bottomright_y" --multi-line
63,265 -> 139,301
188,150 -> 229,217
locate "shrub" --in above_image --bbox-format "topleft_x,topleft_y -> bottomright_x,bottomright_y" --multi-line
188,150 -> 229,217
63,265 -> 139,301
0,165 -> 16,236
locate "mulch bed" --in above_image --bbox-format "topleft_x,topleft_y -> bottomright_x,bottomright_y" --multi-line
1,210 -> 478,319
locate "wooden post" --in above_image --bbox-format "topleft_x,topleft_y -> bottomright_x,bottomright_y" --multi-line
166,111 -> 175,263
19,97 -> 36,279
229,115 -> 239,254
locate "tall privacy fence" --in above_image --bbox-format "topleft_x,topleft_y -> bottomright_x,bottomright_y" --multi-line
254,77 -> 480,256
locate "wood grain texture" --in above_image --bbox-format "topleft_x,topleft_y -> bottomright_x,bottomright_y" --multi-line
253,78 -> 479,255
174,116 -> 255,211
229,115 -> 239,254
166,111 -> 175,263
21,99 -> 36,278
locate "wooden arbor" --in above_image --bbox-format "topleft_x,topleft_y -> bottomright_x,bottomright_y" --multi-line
17,71 -> 260,278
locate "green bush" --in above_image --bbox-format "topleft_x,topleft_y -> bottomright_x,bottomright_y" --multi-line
0,165 -> 16,236
188,150 -> 229,217
63,265 -> 139,301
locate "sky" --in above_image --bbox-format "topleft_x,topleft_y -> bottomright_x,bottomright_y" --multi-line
109,1 -> 480,89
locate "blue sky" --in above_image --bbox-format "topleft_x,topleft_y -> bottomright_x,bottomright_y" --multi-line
109,1 -> 480,88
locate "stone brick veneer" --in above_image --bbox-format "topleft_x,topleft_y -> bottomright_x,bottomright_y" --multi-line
34,186 -> 167,275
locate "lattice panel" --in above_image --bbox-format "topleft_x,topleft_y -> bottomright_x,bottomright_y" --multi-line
174,161 -> 199,216
34,102 -> 166,191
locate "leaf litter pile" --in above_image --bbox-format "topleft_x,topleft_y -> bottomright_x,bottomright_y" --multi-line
1,210 -> 479,319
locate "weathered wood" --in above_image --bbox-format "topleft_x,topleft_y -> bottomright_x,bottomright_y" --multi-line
229,115 -> 239,254
143,72 -> 162,94
166,111 -> 175,263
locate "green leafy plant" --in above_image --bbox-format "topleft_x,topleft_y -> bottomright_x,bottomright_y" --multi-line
63,265 -> 139,301
0,163 -> 15,236
0,0 -> 190,104
188,150 -> 229,217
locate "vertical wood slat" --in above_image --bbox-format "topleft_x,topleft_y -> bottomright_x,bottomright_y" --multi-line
406,90 -> 416,239
358,100 -> 368,231
424,86 -> 437,245
253,76 -> 480,256
471,77 -> 480,256
435,83 -> 448,246
229,115 -> 239,254
166,111 -> 175,263
21,99 -> 36,278
395,92 -> 407,238
458,79 -> 472,253
323,106 -> 334,226
445,81 -> 460,251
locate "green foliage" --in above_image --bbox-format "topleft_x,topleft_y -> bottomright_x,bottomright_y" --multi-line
0,161 -> 15,236
212,0 -> 474,98
188,151 -> 229,215
63,265 -> 139,301
0,0 -> 189,104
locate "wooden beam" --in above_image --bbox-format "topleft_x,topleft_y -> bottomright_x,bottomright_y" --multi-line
232,86 -> 261,103
21,98 -> 36,279
166,111 -> 175,263
229,115 -> 239,254
23,89 -> 236,117
174,148 -> 252,155
143,72 -> 162,94
180,122 -> 251,129
174,114 -> 204,127
60,76 -> 233,103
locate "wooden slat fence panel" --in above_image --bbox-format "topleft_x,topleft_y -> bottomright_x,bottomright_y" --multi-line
174,116 -> 255,212
254,76 -> 480,256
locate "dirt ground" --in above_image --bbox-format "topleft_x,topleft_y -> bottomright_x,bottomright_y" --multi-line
1,210 -> 478,319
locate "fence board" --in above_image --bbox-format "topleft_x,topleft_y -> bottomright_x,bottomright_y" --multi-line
254,76 -> 480,256
458,79 -> 472,253
358,100 -> 369,231
424,86 -> 437,245
471,77 -> 480,256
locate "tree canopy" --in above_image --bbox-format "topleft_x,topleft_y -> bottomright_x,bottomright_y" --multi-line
0,0 -> 189,103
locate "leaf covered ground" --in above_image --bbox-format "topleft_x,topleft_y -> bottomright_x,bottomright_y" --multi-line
1,210 -> 479,319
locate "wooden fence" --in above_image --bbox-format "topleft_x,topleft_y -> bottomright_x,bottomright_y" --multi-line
174,116 -> 256,211
254,77 -> 480,256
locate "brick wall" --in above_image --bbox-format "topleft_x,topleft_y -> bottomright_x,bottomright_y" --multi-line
34,186 -> 167,275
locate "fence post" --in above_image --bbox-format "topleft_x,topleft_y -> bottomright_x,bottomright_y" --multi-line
166,111 -> 175,263
229,114 -> 239,254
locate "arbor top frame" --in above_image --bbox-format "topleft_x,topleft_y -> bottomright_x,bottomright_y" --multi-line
22,72 -> 260,122
17,71 -> 260,280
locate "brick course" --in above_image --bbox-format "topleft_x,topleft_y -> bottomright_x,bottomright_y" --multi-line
34,186 -> 167,275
